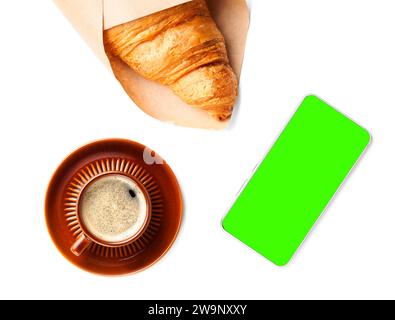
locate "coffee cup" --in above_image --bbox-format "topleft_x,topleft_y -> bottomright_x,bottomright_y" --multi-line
70,173 -> 152,256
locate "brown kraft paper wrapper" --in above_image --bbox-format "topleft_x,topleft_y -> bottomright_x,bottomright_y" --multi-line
54,0 -> 250,129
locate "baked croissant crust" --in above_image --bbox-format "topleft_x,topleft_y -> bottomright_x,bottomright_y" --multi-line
104,0 -> 238,121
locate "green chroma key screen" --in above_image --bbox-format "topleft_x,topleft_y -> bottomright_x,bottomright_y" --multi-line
223,96 -> 371,266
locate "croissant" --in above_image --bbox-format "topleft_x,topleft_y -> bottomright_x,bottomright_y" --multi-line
104,0 -> 238,121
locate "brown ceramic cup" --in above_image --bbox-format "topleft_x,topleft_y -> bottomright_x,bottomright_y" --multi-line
46,139 -> 183,276
70,172 -> 152,256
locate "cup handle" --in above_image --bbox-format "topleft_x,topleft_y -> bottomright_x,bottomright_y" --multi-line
71,234 -> 91,257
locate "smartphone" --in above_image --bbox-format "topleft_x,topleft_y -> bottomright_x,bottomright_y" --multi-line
222,95 -> 371,266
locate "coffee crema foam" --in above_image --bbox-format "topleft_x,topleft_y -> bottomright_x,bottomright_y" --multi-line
80,175 -> 148,243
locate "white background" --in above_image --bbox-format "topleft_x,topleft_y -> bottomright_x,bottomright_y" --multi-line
0,0 -> 394,300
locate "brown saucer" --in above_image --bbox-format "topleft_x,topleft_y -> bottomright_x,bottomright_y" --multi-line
45,139 -> 183,276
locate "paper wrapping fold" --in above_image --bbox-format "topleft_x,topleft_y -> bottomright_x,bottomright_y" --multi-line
54,0 -> 250,129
